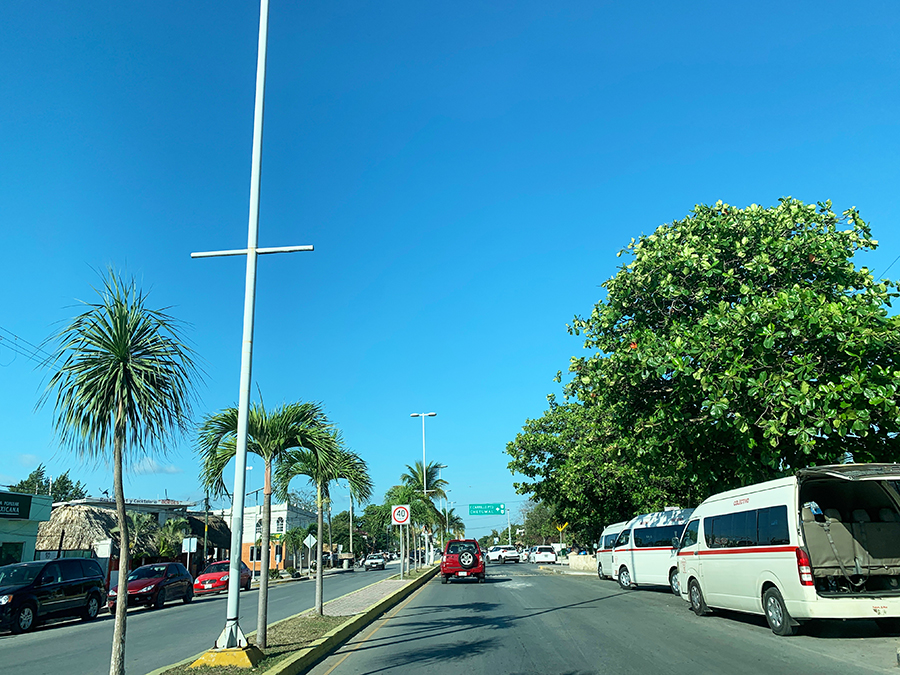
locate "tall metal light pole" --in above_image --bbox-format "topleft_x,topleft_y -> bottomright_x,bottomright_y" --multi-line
191,0 -> 312,660
410,412 -> 436,564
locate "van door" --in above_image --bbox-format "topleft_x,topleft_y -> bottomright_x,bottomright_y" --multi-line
611,528 -> 632,583
677,520 -> 701,598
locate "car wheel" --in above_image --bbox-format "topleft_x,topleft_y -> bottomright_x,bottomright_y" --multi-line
669,568 -> 680,596
478,574 -> 485,583
441,575 -> 448,584
11,603 -> 36,634
243,577 -> 251,591
763,587 -> 797,636
689,579 -> 709,616
183,588 -> 193,604
153,587 -> 166,610
597,561 -> 603,579
108,602 -> 116,616
82,593 -> 101,621
617,566 -> 632,590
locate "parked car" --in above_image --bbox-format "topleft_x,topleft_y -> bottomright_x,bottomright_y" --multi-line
487,545 -> 520,563
193,560 -> 252,595
108,562 -> 193,613
364,554 -> 386,571
677,463 -> 900,636
597,521 -> 628,579
0,558 -> 107,634
441,539 -> 485,583
532,546 -> 557,564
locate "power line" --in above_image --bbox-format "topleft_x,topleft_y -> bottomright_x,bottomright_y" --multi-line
0,326 -> 56,369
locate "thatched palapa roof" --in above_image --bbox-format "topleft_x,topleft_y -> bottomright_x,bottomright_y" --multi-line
36,504 -> 120,551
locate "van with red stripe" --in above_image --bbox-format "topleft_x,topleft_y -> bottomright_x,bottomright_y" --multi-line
676,464 -> 900,635
611,508 -> 693,594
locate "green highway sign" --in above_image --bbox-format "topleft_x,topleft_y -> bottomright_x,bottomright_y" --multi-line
469,503 -> 506,516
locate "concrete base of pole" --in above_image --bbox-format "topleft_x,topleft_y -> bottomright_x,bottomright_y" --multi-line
190,646 -> 265,669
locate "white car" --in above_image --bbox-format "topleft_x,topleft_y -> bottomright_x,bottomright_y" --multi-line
487,545 -> 521,563
531,546 -> 557,564
364,554 -> 385,571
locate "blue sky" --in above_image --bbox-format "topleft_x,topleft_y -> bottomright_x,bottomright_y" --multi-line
1,1 -> 898,538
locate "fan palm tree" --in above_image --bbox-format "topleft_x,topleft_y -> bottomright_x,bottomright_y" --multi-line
197,400 -> 334,648
39,271 -> 197,675
275,436 -> 372,615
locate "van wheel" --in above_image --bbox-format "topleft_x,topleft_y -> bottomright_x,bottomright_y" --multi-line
763,587 -> 797,636
617,566 -> 632,590
11,603 -> 36,634
597,561 -> 604,579
668,569 -> 681,595
82,593 -> 101,621
689,579 -> 709,616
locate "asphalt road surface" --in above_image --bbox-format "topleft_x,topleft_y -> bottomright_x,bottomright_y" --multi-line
309,563 -> 900,675
0,563 -> 400,675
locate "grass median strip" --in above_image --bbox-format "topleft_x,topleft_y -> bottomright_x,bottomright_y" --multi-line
158,614 -> 347,675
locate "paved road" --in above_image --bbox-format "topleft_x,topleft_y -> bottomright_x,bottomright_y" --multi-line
0,563 -> 400,675
309,563 -> 900,675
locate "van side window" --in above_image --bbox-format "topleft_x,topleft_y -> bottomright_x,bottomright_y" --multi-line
614,529 -> 630,547
681,520 -> 699,548
705,505 -> 790,548
758,506 -> 790,545
603,534 -> 618,549
634,525 -> 685,548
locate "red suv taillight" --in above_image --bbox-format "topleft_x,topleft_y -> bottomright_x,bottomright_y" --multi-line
796,548 -> 814,586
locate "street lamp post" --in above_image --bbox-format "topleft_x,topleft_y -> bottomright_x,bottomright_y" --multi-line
410,412 -> 436,564
190,0 -> 313,661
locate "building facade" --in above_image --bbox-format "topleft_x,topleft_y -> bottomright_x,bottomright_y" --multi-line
212,502 -> 315,573
0,491 -> 52,565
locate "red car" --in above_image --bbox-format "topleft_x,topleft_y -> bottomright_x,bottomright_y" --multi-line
107,562 -> 193,613
440,539 -> 485,583
193,560 -> 252,595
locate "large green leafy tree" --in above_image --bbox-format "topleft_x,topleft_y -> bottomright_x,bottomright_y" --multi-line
275,437 -> 372,616
515,198 -> 900,516
40,271 -> 197,675
198,400 -> 335,648
10,464 -> 88,502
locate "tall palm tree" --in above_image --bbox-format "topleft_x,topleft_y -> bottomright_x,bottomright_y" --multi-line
446,507 -> 466,539
400,461 -> 447,562
197,400 -> 334,649
282,527 -> 305,572
275,436 -> 372,615
40,271 -> 197,675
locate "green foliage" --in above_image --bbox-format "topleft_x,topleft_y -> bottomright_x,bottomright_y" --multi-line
155,517 -> 189,559
520,500 -> 556,545
10,464 -> 88,502
509,199 -> 900,533
268,568 -> 281,580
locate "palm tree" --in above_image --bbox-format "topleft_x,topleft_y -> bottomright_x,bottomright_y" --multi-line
197,400 -> 335,648
155,517 -> 190,558
40,271 -> 197,675
400,462 -> 448,562
282,527 -> 305,572
111,511 -> 159,565
275,436 -> 372,615
446,507 -> 466,539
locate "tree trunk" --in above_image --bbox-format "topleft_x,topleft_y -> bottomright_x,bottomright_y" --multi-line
256,459 -> 272,649
109,402 -> 130,675
326,498 -> 333,564
315,482 -> 324,616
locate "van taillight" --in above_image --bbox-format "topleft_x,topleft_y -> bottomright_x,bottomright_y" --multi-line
796,548 -> 814,586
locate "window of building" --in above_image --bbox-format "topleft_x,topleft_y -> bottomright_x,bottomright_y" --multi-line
255,520 -> 262,537
276,517 -> 284,533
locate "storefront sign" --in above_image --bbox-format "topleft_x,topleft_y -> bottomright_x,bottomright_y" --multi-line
0,492 -> 32,520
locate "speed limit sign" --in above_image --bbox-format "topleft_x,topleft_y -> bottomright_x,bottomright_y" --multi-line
391,504 -> 411,525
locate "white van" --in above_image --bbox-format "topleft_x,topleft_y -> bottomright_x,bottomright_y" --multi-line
596,521 -> 628,579
676,464 -> 900,635
611,508 -> 693,593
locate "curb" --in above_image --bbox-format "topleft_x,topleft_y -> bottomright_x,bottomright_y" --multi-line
145,566 -> 438,675
537,565 -> 595,576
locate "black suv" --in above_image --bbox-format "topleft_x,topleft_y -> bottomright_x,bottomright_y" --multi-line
0,558 -> 107,634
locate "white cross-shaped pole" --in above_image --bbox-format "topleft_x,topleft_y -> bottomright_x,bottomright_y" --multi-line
192,0 -> 312,651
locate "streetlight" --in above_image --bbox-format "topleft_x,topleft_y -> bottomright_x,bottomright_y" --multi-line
410,412 -> 436,563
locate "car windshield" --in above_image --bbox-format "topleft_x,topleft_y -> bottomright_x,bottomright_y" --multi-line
203,563 -> 230,574
0,563 -> 42,586
128,565 -> 167,581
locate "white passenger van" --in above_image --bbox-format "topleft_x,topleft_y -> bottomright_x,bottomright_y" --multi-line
596,521 -> 627,579
611,508 -> 693,593
676,464 -> 900,635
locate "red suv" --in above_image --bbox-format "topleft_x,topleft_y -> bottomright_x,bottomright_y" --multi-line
441,539 -> 485,584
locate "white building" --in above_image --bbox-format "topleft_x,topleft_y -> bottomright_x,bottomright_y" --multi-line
212,502 -> 315,572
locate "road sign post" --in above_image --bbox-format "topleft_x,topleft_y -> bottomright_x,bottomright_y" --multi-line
304,533 -> 317,575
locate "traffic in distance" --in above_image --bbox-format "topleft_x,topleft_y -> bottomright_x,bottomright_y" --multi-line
595,463 -> 900,635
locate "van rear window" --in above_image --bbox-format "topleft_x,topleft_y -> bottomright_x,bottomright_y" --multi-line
633,524 -> 684,548
704,506 -> 789,549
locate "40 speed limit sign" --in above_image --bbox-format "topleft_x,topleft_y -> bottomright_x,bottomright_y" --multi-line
391,504 -> 411,525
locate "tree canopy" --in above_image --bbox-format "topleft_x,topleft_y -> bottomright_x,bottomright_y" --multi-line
10,464 -> 88,502
508,198 -> 900,535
